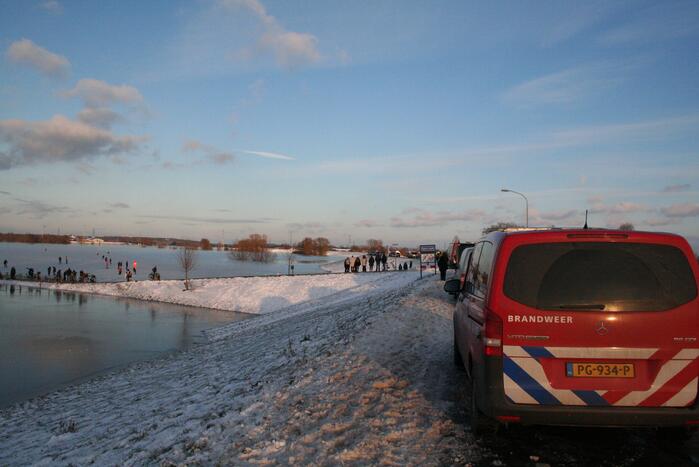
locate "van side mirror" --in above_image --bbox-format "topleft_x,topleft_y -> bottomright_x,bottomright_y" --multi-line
443,279 -> 461,294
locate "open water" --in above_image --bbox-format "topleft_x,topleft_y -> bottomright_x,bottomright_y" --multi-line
0,284 -> 249,407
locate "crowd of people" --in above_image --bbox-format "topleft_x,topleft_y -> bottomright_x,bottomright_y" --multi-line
343,252 -> 413,273
0,254 -> 160,284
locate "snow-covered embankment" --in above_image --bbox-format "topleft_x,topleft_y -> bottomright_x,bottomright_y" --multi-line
1,271 -> 420,315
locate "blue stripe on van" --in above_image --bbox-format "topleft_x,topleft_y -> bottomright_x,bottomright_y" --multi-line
503,356 -> 561,405
523,346 -> 555,359
572,390 -> 609,406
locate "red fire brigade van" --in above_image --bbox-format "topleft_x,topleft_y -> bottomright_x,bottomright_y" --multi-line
447,229 -> 699,431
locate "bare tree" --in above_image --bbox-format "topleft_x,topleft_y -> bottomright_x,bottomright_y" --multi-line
618,222 -> 635,231
230,233 -> 276,262
178,247 -> 197,290
367,239 -> 383,252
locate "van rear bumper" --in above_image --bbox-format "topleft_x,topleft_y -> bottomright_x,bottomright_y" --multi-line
480,359 -> 699,427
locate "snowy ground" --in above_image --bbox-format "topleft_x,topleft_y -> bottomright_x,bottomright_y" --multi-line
2,274 -> 699,466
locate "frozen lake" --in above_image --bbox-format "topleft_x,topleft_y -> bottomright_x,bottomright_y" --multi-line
0,284 -> 249,408
0,242 -> 342,282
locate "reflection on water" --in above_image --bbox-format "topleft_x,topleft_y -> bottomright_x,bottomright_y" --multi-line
0,284 -> 250,408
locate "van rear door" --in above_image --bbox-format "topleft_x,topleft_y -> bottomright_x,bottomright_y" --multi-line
495,234 -> 699,408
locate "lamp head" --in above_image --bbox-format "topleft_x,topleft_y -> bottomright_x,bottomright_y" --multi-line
501,189 -> 510,192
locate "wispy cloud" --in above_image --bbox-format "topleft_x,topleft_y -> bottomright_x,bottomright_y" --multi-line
241,150 -> 294,161
598,2 -> 699,46
138,214 -> 272,224
589,201 -> 650,215
12,198 -> 74,219
355,219 -> 380,228
220,0 -> 321,69
391,208 -> 486,228
531,208 -> 580,223
660,203 -> 699,218
39,0 -> 62,14
662,183 -> 691,193
62,78 -> 144,108
6,39 -> 70,78
541,1 -> 620,46
501,60 -> 641,106
109,202 -> 130,209
182,139 -> 235,166
286,222 -> 327,234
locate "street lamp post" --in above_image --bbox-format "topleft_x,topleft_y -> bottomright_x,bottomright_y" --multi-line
501,188 -> 529,227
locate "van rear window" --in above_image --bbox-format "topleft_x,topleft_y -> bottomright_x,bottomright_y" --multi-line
503,242 -> 697,312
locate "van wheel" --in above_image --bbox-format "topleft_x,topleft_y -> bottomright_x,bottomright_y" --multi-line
453,334 -> 464,369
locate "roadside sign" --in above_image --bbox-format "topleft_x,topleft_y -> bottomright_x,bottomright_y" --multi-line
419,244 -> 436,254
419,244 -> 437,278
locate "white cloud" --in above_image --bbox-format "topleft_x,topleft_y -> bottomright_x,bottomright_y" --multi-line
6,39 -> 70,77
0,115 -> 145,170
62,79 -> 144,108
219,0 -> 321,69
242,150 -> 294,161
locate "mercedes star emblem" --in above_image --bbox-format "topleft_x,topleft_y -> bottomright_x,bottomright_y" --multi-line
595,321 -> 609,336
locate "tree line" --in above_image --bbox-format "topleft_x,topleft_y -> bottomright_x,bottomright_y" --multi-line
0,233 -> 71,244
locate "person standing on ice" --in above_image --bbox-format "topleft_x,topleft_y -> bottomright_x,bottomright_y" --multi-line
381,252 -> 387,272
344,257 -> 350,273
437,251 -> 448,280
354,256 -> 361,273
368,254 -> 375,271
361,255 -> 367,272
133,260 -> 137,274
349,255 -> 355,272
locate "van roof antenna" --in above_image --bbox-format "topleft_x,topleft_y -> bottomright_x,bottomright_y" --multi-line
583,209 -> 589,229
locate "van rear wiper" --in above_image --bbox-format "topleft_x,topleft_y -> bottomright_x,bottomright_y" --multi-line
541,304 -> 606,310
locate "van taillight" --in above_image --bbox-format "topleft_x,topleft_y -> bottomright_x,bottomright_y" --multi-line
484,310 -> 503,357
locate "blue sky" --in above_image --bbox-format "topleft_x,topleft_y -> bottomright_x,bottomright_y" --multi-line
1,0 -> 698,249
